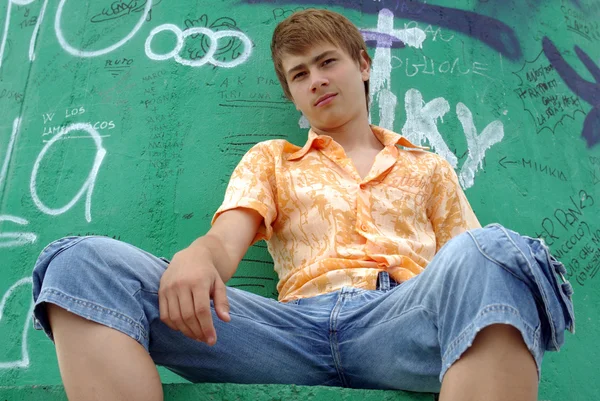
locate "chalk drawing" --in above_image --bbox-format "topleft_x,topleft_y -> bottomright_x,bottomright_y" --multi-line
402,89 -> 457,168
30,123 -> 107,223
42,112 -> 55,124
145,24 -> 252,67
0,277 -> 34,369
144,24 -> 184,61
355,8 -> 504,189
401,89 -> 504,189
363,9 -> 426,131
28,0 -> 49,61
55,0 -> 152,57
0,216 -> 37,247
0,118 -> 36,247
456,102 -> 505,188
0,117 -> 21,191
299,114 -> 309,129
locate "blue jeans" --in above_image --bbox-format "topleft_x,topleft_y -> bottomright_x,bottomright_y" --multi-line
31,224 -> 575,393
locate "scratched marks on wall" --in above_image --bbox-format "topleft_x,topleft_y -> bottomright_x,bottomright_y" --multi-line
90,0 -> 162,24
0,0 -> 254,71
513,50 -> 586,136
535,189 -> 600,287
559,2 -> 600,43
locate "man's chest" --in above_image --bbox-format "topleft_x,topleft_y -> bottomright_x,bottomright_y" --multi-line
274,154 -> 432,219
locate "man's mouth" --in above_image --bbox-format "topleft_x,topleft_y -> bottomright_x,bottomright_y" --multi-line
315,93 -> 337,107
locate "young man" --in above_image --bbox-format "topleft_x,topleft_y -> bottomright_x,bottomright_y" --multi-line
32,9 -> 574,401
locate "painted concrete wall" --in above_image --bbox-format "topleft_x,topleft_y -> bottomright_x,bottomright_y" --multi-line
0,0 -> 598,400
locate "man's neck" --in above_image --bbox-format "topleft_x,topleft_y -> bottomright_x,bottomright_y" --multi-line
311,116 -> 383,153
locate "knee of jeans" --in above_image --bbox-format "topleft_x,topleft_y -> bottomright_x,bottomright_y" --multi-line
35,236 -> 132,289
474,224 -> 524,250
428,232 -> 485,280
437,230 -> 482,263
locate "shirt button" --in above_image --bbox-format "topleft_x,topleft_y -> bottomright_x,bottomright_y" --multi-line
359,183 -> 367,189
361,224 -> 368,231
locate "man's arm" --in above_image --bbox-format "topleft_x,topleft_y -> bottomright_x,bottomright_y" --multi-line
158,207 -> 262,345
427,157 -> 481,251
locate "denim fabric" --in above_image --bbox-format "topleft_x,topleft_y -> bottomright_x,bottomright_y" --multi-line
32,224 -> 574,393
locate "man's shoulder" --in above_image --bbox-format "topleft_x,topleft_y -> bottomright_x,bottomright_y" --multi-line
248,138 -> 302,158
397,146 -> 448,166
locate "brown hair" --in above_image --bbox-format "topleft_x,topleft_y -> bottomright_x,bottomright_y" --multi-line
271,9 -> 371,110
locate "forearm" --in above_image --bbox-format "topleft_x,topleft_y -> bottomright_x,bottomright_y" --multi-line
179,234 -> 239,283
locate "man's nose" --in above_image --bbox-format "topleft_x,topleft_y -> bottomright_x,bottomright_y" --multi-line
310,73 -> 329,92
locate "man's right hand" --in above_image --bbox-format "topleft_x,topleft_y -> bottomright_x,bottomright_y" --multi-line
158,245 -> 231,346
157,207 -> 263,345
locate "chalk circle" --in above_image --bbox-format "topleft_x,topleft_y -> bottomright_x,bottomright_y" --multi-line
30,123 -> 106,222
174,27 -> 218,67
55,0 -> 152,57
12,0 -> 36,5
210,30 -> 253,68
145,24 -> 185,61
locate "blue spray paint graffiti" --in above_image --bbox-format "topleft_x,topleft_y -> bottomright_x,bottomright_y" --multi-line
543,37 -> 600,147
244,0 -> 522,60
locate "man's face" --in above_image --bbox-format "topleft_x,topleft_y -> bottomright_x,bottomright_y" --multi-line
281,43 -> 370,131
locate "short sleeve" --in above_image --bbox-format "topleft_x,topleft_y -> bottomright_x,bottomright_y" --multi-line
212,142 -> 278,244
426,156 -> 481,251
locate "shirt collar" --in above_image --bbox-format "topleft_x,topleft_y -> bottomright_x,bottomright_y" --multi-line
288,125 -> 427,161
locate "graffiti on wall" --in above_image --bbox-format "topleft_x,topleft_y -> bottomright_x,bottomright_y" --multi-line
247,0 -> 599,151
0,278 -> 34,369
245,0 -> 523,59
0,0 -> 254,70
542,37 -> 600,148
0,1 -> 599,382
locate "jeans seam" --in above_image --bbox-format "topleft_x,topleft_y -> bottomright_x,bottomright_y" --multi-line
467,230 -> 529,284
38,288 -> 148,340
217,312 -> 315,329
36,236 -> 90,262
329,293 -> 347,387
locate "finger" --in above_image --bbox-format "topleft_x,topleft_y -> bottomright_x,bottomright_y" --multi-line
212,278 -> 231,323
167,291 -> 196,339
192,285 -> 217,346
158,290 -> 177,331
176,289 -> 205,340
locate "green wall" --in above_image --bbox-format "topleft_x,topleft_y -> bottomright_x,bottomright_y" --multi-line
0,0 -> 598,399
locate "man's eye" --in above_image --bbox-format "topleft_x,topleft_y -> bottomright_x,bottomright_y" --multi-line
323,58 -> 336,66
293,72 -> 306,80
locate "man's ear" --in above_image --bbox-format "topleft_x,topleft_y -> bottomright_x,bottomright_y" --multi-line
360,50 -> 370,81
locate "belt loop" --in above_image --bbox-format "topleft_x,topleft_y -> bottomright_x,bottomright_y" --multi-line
377,271 -> 390,291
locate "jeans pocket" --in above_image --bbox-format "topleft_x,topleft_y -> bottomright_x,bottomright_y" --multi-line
529,237 -> 576,333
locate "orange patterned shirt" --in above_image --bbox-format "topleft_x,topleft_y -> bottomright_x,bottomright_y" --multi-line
213,125 -> 481,302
